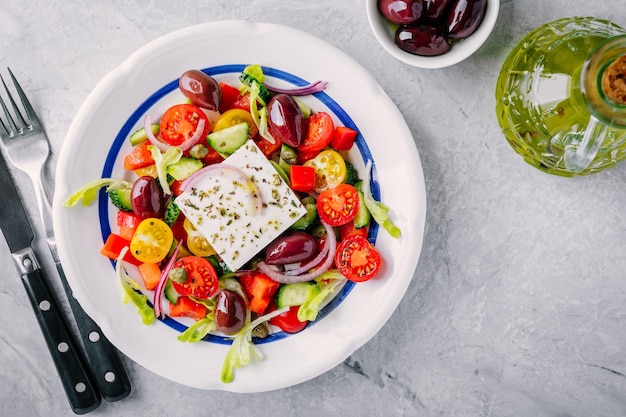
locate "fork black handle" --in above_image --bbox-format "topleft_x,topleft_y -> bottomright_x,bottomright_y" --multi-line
56,263 -> 132,402
21,267 -> 101,414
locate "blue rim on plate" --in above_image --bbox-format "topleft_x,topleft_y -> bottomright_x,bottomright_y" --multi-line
97,64 -> 380,345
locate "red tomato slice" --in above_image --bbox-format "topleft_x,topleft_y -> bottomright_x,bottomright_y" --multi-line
269,304 -> 308,333
171,256 -> 219,299
316,183 -> 360,226
254,134 -> 282,158
218,82 -> 241,113
298,111 -> 335,153
159,104 -> 210,146
334,235 -> 382,282
169,296 -> 207,321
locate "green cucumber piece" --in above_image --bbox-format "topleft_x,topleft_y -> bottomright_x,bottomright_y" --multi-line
164,279 -> 180,306
207,122 -> 249,155
166,157 -> 203,181
354,189 -> 371,229
129,124 -> 160,146
290,196 -> 318,231
276,282 -> 320,309
108,188 -> 133,211
239,73 -> 271,104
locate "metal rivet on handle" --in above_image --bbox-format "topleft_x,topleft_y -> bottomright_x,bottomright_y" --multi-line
88,331 -> 100,342
104,372 -> 116,383
75,382 -> 86,393
57,342 -> 69,353
39,300 -> 50,311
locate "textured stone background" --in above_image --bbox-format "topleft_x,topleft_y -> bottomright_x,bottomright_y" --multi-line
2,1 -> 626,416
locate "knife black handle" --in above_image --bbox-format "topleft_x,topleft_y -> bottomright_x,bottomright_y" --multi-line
56,263 -> 132,402
21,268 -> 101,414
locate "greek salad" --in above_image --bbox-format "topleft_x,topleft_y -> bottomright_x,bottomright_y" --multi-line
64,65 -> 400,383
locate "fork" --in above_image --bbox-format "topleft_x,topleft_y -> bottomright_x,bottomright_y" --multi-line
0,68 -> 131,402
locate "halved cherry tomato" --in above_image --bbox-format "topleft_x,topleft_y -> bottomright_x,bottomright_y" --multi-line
316,183 -> 360,226
201,146 -> 225,166
123,141 -> 155,171
171,256 -> 219,299
269,303 -> 308,333
303,149 -> 347,192
213,108 -> 258,138
169,296 -> 207,321
334,235 -> 382,282
129,218 -> 173,263
183,218 -> 216,257
230,92 -> 252,112
338,222 -> 369,241
159,103 -> 210,146
254,128 -> 282,158
298,111 -> 335,153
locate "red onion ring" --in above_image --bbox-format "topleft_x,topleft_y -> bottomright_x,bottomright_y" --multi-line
262,80 -> 328,96
256,221 -> 336,283
144,115 -> 206,152
178,163 -> 264,216
153,240 -> 183,319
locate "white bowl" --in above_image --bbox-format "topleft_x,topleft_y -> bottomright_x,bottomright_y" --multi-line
366,0 -> 500,69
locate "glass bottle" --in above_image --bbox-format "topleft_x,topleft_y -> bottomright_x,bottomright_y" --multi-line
496,17 -> 626,176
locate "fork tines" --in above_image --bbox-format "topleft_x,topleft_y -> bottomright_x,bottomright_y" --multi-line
0,68 -> 40,139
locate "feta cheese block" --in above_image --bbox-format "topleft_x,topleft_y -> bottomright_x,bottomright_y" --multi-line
175,140 -> 307,271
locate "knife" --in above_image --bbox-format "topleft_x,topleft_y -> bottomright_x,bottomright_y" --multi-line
1,152 -> 132,401
0,151 -> 101,414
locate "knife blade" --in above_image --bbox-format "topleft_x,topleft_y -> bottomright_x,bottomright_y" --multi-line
0,151 -> 100,414
1,149 -> 132,402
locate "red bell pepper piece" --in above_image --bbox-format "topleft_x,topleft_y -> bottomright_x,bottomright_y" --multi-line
330,126 -> 358,151
219,82 -> 242,113
123,141 -> 155,171
239,273 -> 281,315
289,165 -> 315,192
100,233 -> 142,266
169,296 -> 207,321
116,210 -> 142,240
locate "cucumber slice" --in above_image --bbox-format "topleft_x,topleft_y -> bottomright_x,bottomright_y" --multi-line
129,124 -> 160,146
239,73 -> 271,104
354,190 -> 371,229
207,122 -> 249,155
108,188 -> 133,211
276,282 -> 320,309
164,279 -> 180,305
166,157 -> 203,181
290,196 -> 318,231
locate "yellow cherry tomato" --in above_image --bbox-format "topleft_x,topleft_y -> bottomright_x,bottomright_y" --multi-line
129,218 -> 173,263
212,108 -> 258,138
183,218 -> 216,257
303,149 -> 347,192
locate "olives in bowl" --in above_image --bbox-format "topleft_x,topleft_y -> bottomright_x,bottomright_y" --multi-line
366,0 -> 499,68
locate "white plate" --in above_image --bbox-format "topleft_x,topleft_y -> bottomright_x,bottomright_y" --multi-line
53,20 -> 426,393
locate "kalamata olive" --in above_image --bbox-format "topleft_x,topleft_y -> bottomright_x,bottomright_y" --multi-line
267,94 -> 308,147
131,176 -> 165,218
423,0 -> 452,19
395,24 -> 450,56
214,290 -> 246,335
179,69 -> 222,111
378,0 -> 423,25
446,0 -> 487,40
265,231 -> 317,265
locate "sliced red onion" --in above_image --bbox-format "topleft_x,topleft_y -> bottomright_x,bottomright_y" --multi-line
179,163 -> 264,216
153,240 -> 183,319
256,221 -> 336,283
263,80 -> 328,96
143,115 -> 206,152
144,115 -> 169,152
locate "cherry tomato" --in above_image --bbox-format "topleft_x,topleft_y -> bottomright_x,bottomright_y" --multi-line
159,103 -> 210,146
230,92 -> 252,111
298,111 -> 335,153
171,256 -> 219,299
334,235 -> 382,282
269,304 -> 308,333
129,218 -> 174,263
303,149 -> 347,192
316,183 -> 360,226
183,218 -> 216,257
213,108 -> 258,138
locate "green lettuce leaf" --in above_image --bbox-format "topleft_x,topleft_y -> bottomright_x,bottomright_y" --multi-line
63,178 -> 132,207
116,247 -> 156,325
148,145 -> 182,195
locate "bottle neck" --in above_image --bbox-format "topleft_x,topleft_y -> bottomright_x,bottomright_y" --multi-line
582,34 -> 626,128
